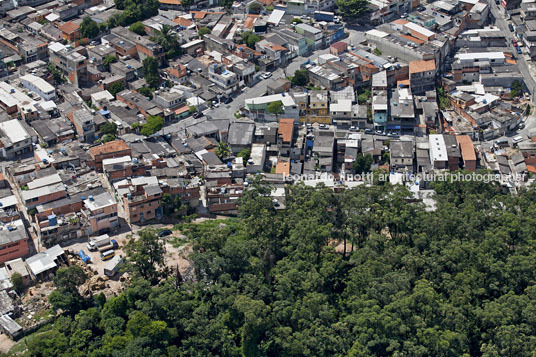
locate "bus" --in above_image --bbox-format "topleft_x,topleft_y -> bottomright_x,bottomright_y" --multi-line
101,250 -> 115,261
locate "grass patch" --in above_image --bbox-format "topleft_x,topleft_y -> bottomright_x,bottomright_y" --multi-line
8,322 -> 54,356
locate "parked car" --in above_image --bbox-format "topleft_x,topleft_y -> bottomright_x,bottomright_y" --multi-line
261,72 -> 272,79
319,124 -> 328,129
158,229 -> 172,237
364,128 -> 374,134
194,112 -> 204,118
223,97 -> 232,104
349,126 -> 358,132
387,132 -> 400,138
516,46 -> 522,54
512,40 -> 517,46
509,24 -> 514,32
518,122 -> 526,129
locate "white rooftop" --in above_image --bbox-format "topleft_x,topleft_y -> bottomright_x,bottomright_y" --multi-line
429,134 -> 448,162
245,93 -> 296,107
0,119 -> 30,144
405,22 -> 435,38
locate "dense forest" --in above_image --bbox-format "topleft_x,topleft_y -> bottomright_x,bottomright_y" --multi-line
15,178 -> 536,356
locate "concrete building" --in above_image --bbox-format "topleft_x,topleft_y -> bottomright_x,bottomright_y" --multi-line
245,93 -> 299,122
457,135 -> 477,171
81,192 -> 119,236
409,60 -> 436,95
88,140 -> 132,171
429,134 -> 448,169
0,119 -> 34,160
49,42 -> 87,87
20,74 -> 56,101
390,140 -> 414,172
248,143 -> 267,173
208,63 -> 239,95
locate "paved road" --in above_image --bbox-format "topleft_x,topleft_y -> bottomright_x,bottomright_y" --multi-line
483,2 -> 536,143
489,1 -> 536,99
204,28 -> 366,121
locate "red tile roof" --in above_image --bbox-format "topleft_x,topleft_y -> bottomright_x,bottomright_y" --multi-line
59,21 -> 79,35
278,118 -> 294,143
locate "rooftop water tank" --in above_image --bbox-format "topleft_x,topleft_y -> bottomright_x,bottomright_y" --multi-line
48,214 -> 57,227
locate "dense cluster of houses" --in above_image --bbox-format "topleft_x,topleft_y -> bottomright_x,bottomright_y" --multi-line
0,0 -> 535,338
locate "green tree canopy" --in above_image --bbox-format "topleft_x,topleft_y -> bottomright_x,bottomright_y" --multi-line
107,81 -> 124,98
49,266 -> 87,315
151,24 -> 181,59
80,17 -> 100,39
24,177 -> 536,357
100,122 -> 118,136
249,2 -> 262,14
352,153 -> 373,174
216,141 -> 231,159
291,69 -> 308,86
198,27 -> 211,38
10,272 -> 23,292
142,56 -> 160,88
140,115 -> 164,136
129,21 -> 146,35
137,86 -> 153,99
267,100 -> 284,115
103,54 -> 118,68
241,31 -> 261,48
336,0 -> 369,18
124,228 -> 166,284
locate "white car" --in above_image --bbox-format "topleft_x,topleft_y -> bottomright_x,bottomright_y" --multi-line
261,72 -> 272,79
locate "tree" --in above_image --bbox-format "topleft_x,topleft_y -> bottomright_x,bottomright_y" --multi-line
241,31 -> 261,48
267,100 -> 284,119
352,153 -> 373,174
103,55 -> 117,69
237,148 -> 251,163
49,266 -> 87,315
189,105 -> 197,114
142,56 -> 160,88
336,0 -> 369,18
249,2 -> 262,14
358,89 -> 371,104
151,24 -> 181,59
216,141 -> 231,159
101,122 -> 118,136
137,86 -> 153,99
80,17 -> 100,39
511,80 -> 523,98
291,69 -> 308,87
108,81 -> 124,98
221,0 -> 233,8
198,27 -> 211,38
10,272 -> 23,293
48,63 -> 65,85
129,21 -> 146,35
181,0 -> 193,8
124,228 -> 166,284
291,17 -> 303,24
140,115 -> 164,136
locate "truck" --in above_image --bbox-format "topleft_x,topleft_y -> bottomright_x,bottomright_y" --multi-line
87,234 -> 110,251
314,11 -> 334,22
97,239 -> 119,253
78,250 -> 91,263
104,255 -> 123,277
